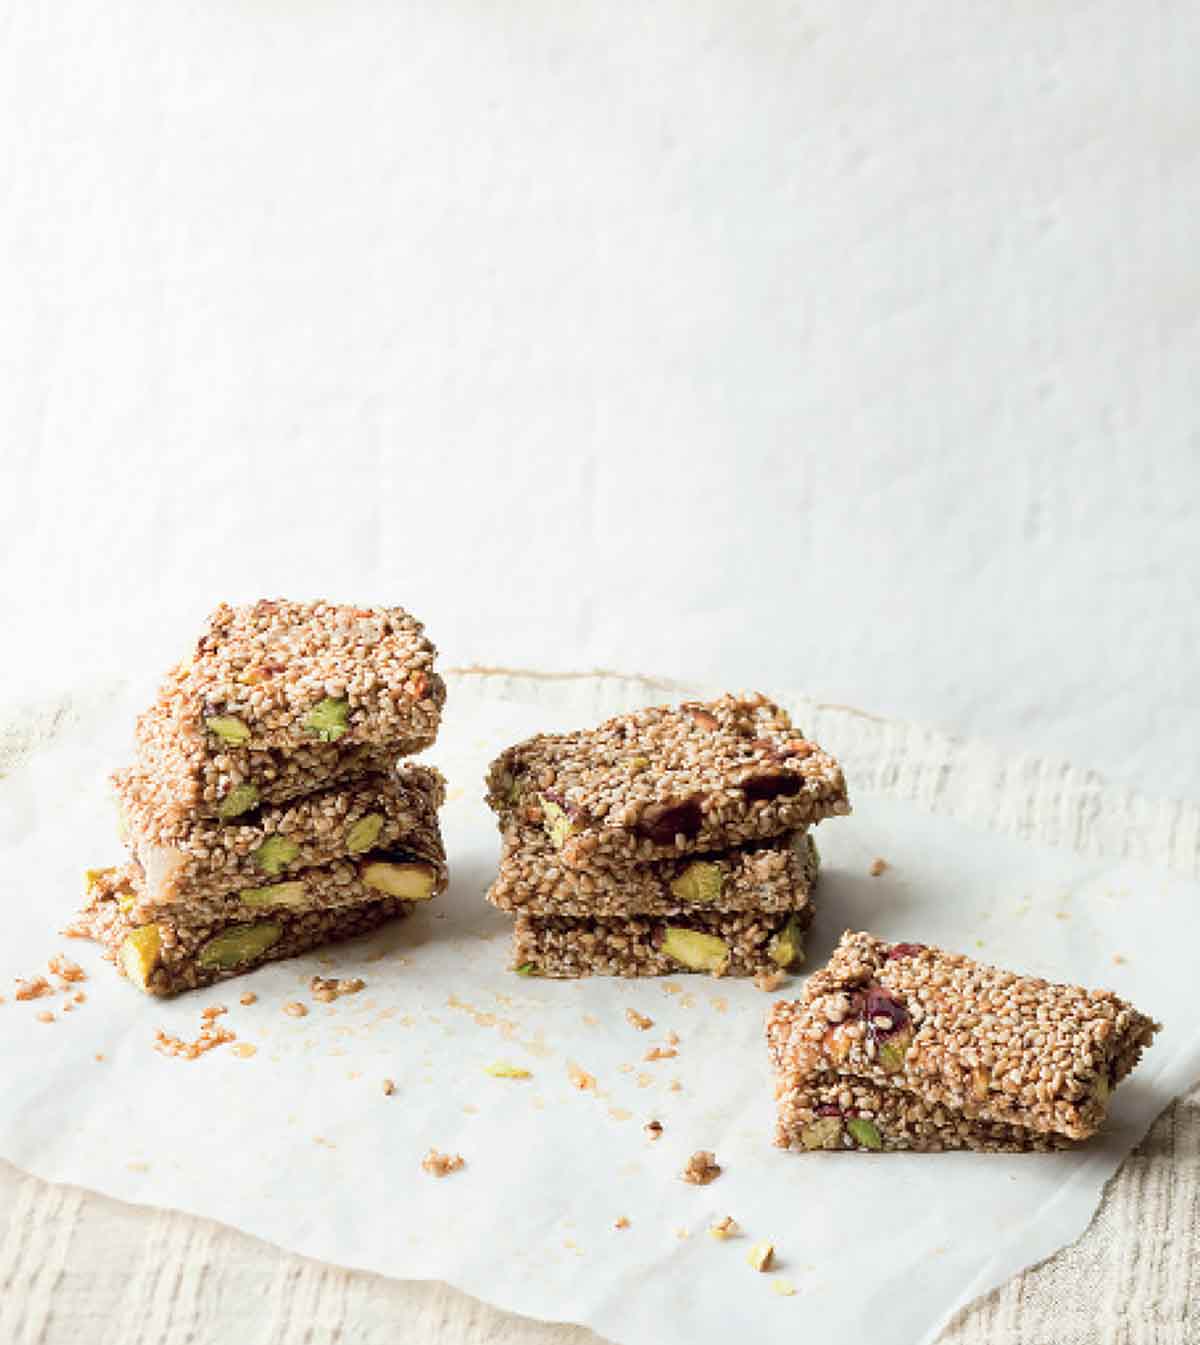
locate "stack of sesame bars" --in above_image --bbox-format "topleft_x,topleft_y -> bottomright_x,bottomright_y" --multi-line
483,695 -> 850,978
71,600 -> 448,996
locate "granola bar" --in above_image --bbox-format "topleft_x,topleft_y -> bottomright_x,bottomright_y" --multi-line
511,905 -> 814,979
769,1064 -> 1074,1153
153,599 -> 445,756
768,931 -> 1158,1142
485,694 -> 848,868
70,868 -> 431,996
114,766 -> 445,904
488,826 -> 819,917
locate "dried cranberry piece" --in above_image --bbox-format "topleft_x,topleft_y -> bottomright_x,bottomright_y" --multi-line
742,773 -> 802,803
636,798 -> 703,844
814,1103 -> 842,1118
886,942 -> 926,961
864,984 -> 909,1042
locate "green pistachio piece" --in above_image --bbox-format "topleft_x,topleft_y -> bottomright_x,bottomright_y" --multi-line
345,812 -> 384,853
197,922 -> 283,970
217,782 -> 260,821
660,927 -> 730,974
239,880 -> 309,910
302,697 -> 349,742
767,914 -> 807,970
119,924 -> 162,991
539,796 -> 579,850
360,859 -> 438,900
800,1116 -> 843,1150
204,715 -> 251,746
846,1117 -> 883,1151
250,834 -> 301,875
669,861 -> 725,905
514,962 -> 538,977
878,1026 -> 913,1074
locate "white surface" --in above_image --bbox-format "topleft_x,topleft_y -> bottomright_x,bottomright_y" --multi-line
0,679 -> 1196,1345
2,3 -> 1199,796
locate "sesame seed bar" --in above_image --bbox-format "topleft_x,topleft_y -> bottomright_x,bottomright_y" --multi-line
114,765 -> 445,905
485,694 -> 849,869
133,697 -> 406,824
154,599 -> 445,755
768,931 -> 1159,1142
70,861 -> 443,996
488,826 -> 819,917
511,905 -> 814,980
768,1065 -> 1074,1153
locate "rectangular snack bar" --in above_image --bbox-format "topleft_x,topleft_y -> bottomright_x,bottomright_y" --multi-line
485,694 -> 848,869
511,904 -> 813,980
768,931 -> 1158,1142
152,599 -> 445,756
488,826 -> 819,917
133,697 -> 405,824
114,765 -> 445,905
69,866 -> 416,996
767,1049 -> 1073,1153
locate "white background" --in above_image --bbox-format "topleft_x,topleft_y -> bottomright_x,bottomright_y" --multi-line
3,0 -> 1198,797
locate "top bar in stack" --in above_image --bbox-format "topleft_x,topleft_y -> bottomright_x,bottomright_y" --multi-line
767,931 -> 1159,1152
485,693 -> 849,866
135,599 -> 445,823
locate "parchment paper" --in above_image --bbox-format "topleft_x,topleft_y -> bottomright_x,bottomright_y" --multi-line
0,680 -> 1195,1345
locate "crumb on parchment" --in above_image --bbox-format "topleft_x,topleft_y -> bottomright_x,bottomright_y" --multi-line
311,975 -> 366,1003
421,1148 -> 464,1177
681,1150 -> 721,1185
869,858 -> 888,877
644,1046 -> 677,1061
614,1216 -> 630,1230
644,1120 -> 663,1140
754,969 -> 787,993
747,1241 -> 775,1272
625,1008 -> 653,1031
709,1216 -> 738,1240
15,977 -> 52,1002
283,1001 -> 308,1018
382,1079 -> 396,1096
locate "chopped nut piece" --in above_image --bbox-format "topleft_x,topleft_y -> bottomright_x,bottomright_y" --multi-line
661,927 -> 730,975
747,1241 -> 775,1272
644,1046 -> 678,1061
681,1150 -> 721,1185
197,921 -> 282,970
205,715 -> 251,745
360,859 -> 438,900
249,835 -> 301,877
668,860 -> 725,905
614,1216 -> 630,1230
709,1216 -> 738,1240
382,1078 -> 396,1096
216,782 -> 260,821
240,992 -> 258,1006
421,1148 -> 465,1177
283,1001 -> 308,1018
15,977 -> 52,1002
625,1008 -> 654,1031
239,880 -> 308,910
754,969 -> 787,993
345,812 -> 385,853
644,1120 -> 664,1140
303,696 -> 350,742
869,857 -> 889,877
485,1060 -> 532,1078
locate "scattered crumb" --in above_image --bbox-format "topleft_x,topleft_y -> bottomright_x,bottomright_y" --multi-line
665,1029 -> 679,1046
567,1061 -> 597,1091
754,969 -> 787,993
126,1161 -> 150,1173
62,1002 -> 75,1014
869,858 -> 888,877
747,1241 -> 775,1272
644,1120 -> 664,1141
709,997 -> 728,1014
231,1043 -> 257,1059
485,1060 -> 532,1079
668,1079 -> 683,1093
614,1216 -> 630,1230
709,1216 -> 738,1240
94,1053 -> 105,1062
772,1279 -> 796,1297
154,1014 -> 236,1059
311,975 -> 366,1003
636,1072 -> 654,1088
608,1106 -> 631,1121
675,1228 -> 690,1240
681,1150 -> 721,1185
283,1001 -> 308,1018
382,1078 -> 396,1096
200,1004 -> 228,1021
240,992 -> 258,1006
15,977 -> 52,1002
662,982 -> 682,996
36,1011 -> 55,1024
313,1136 -> 336,1150
421,1148 -> 465,1177
1113,953 -> 1127,965
1055,911 -> 1070,921
73,991 -> 86,1004
625,1007 -> 654,1031
644,1046 -> 678,1061
48,955 -> 86,984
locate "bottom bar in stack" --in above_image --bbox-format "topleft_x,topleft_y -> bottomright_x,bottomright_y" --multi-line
71,847 -> 447,996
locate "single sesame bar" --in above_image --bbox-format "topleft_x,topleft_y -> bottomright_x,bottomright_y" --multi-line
151,599 -> 444,756
114,765 -> 445,904
768,1063 -> 1074,1153
69,868 -> 431,996
768,931 -> 1159,1142
511,905 -> 813,980
485,694 -> 848,869
133,697 -> 405,824
488,827 -> 819,917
